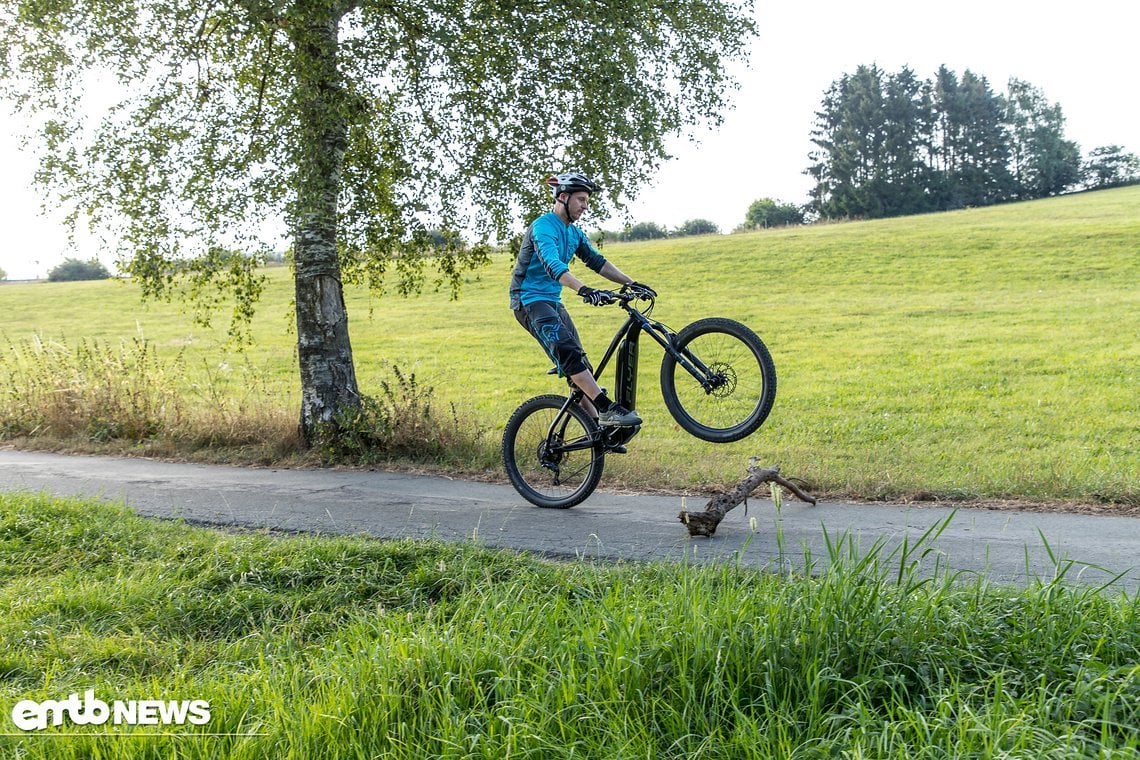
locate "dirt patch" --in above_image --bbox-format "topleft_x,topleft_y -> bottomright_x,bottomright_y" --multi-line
896,498 -> 1140,518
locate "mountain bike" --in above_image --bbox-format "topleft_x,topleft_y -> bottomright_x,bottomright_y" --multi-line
502,287 -> 777,508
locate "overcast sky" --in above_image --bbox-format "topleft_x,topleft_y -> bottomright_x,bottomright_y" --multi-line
2,0 -> 1137,280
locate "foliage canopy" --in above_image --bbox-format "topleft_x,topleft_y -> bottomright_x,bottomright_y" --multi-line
1083,145 -> 1140,189
807,65 -> 1084,220
744,198 -> 804,228
1,0 -> 757,302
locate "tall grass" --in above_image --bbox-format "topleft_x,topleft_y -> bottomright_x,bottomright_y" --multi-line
0,335 -> 184,441
0,334 -> 299,456
322,362 -> 489,466
0,335 -> 484,465
1,494 -> 1137,758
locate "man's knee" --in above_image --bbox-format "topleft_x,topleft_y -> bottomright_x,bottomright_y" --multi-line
553,340 -> 589,377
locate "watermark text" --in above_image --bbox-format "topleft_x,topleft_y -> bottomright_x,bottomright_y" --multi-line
10,690 -> 210,732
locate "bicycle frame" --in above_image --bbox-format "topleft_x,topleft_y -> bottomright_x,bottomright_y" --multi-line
544,297 -> 727,455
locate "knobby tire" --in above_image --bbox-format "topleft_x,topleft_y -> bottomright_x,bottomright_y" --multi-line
659,317 -> 777,443
501,394 -> 605,509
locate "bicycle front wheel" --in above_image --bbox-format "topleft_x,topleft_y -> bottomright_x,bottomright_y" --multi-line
660,317 -> 777,443
502,394 -> 605,509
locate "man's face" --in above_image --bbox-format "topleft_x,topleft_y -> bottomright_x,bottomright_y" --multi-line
562,191 -> 590,221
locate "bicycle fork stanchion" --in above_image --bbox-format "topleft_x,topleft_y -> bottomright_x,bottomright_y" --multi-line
674,349 -> 726,393
645,322 -> 723,393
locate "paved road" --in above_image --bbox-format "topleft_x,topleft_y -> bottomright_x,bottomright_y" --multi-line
1,450 -> 1137,593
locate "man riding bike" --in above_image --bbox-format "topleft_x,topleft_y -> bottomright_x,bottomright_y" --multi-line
509,170 -> 655,428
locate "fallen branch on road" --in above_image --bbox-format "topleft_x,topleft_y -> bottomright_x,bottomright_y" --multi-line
679,458 -> 817,537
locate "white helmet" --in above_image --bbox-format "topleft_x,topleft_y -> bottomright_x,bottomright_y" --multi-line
546,170 -> 601,197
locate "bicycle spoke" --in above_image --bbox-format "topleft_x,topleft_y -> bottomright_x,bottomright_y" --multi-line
674,333 -> 764,428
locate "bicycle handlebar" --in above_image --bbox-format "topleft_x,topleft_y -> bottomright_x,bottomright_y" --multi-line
583,286 -> 655,308
607,287 -> 654,306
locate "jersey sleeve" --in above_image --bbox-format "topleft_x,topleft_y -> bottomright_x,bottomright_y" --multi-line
574,229 -> 607,273
531,218 -> 571,281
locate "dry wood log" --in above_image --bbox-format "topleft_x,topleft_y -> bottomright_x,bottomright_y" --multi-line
679,458 -> 817,537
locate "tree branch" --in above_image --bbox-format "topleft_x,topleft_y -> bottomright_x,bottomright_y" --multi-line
678,458 -> 817,537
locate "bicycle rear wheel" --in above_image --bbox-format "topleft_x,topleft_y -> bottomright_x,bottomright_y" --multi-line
502,394 -> 605,509
660,317 -> 777,443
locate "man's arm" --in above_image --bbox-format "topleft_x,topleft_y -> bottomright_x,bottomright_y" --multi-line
597,261 -> 634,288
557,270 -> 588,294
559,262 -> 632,295
565,232 -> 635,295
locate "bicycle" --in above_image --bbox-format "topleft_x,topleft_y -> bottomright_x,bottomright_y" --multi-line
502,287 -> 777,508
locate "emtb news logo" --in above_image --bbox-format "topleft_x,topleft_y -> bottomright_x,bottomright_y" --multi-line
10,689 -> 211,732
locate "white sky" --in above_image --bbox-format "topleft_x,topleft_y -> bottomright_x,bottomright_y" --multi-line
2,0 -> 1137,280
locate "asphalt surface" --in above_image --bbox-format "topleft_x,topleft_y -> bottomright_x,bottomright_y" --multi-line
1,450 -> 1137,593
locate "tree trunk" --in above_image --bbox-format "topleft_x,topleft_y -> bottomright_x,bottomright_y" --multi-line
290,3 -> 360,444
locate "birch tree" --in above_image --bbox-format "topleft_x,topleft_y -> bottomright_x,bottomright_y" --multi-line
1,0 -> 757,442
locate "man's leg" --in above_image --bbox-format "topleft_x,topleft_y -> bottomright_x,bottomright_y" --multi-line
517,302 -> 639,426
569,369 -> 601,418
569,368 -> 641,427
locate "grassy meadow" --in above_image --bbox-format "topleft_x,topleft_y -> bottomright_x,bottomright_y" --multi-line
1,186 -> 1138,504
1,492 -> 1138,758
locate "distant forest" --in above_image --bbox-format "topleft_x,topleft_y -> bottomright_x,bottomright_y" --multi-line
805,64 -> 1139,220
602,64 -> 1138,239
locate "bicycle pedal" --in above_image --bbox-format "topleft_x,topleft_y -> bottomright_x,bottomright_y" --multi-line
601,424 -> 638,454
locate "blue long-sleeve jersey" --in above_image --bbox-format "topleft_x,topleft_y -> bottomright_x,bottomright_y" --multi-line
509,212 -> 607,310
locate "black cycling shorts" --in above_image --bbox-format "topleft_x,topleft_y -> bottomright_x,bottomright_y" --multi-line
513,301 -> 591,378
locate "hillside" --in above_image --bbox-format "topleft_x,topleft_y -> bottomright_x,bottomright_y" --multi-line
2,186 -> 1137,505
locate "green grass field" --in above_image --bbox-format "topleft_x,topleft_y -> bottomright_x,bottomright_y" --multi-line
1,493 -> 1137,758
2,186 -> 1138,504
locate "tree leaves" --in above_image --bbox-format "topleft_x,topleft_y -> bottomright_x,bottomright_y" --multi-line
3,0 -> 756,315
